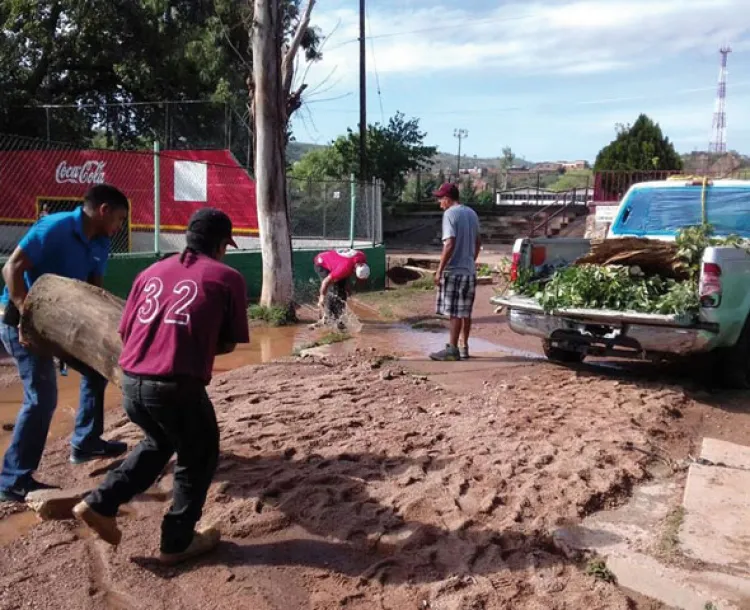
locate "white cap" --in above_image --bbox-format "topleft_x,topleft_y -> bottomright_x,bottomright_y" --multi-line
355,263 -> 371,280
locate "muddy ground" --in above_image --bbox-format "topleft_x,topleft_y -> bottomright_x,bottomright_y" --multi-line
0,283 -> 749,609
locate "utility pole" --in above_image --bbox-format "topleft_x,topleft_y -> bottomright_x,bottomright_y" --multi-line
359,0 -> 367,180
454,128 -> 468,178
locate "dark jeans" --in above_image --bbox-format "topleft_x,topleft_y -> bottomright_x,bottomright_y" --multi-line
85,373 -> 219,554
0,322 -> 107,491
315,265 -> 347,320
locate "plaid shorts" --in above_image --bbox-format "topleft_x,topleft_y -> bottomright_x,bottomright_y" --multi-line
436,273 -> 476,319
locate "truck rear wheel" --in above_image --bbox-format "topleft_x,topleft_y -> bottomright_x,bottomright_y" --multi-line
721,318 -> 750,389
542,340 -> 586,364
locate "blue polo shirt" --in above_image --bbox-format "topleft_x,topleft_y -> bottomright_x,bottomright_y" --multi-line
0,207 -> 110,306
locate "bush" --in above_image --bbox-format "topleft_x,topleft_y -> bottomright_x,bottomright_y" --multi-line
247,304 -> 296,326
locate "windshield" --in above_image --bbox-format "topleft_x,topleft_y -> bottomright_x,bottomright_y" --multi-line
611,186 -> 750,237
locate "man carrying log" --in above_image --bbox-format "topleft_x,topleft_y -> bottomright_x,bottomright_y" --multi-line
0,185 -> 130,503
73,208 -> 250,565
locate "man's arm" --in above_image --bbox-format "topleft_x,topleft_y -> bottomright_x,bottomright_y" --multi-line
2,248 -> 33,313
318,275 -> 334,305
435,237 -> 456,285
474,235 -> 482,262
218,274 -> 251,354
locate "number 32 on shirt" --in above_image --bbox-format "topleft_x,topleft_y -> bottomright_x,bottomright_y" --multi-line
136,278 -> 199,326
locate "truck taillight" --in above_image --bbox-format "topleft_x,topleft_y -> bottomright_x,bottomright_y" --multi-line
510,252 -> 520,282
699,262 -> 722,308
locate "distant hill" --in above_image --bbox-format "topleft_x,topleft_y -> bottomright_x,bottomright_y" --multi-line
287,141 -> 532,170
287,141 -> 325,163
681,151 -> 750,175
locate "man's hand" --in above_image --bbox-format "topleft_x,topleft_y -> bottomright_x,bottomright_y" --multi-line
434,269 -> 443,287
17,324 -> 29,348
317,294 -> 326,309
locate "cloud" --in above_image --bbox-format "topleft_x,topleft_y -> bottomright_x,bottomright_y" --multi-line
300,0 -> 750,87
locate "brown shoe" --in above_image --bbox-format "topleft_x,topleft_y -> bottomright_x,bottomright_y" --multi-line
72,500 -> 122,547
158,527 -> 221,566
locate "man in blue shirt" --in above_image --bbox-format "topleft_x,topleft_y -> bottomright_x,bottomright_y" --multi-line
0,184 -> 130,502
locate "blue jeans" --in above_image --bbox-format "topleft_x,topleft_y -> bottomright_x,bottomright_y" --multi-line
0,322 -> 108,490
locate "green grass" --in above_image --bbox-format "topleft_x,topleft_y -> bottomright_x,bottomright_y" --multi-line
248,304 -> 296,327
658,507 -> 686,558
477,263 -> 492,278
409,276 -> 436,290
585,558 -> 616,584
293,331 -> 351,355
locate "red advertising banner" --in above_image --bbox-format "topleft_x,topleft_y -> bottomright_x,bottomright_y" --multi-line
0,148 -> 258,233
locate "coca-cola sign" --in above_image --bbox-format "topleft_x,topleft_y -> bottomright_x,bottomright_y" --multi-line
55,160 -> 106,185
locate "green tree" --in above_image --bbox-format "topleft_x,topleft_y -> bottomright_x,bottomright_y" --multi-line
288,146 -> 344,181
0,0 -> 321,153
332,112 -> 437,200
594,115 -> 683,172
476,190 -> 494,206
401,173 -> 439,204
459,178 -> 478,204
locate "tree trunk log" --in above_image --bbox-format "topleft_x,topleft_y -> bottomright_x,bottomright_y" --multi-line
21,274 -> 125,389
253,0 -> 295,310
575,237 -> 689,280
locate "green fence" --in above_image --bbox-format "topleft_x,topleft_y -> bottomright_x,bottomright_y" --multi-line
101,245 -> 386,302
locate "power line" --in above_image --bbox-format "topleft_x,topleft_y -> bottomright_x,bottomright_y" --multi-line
305,81 -> 750,117
326,10 -> 537,52
365,0 -> 385,124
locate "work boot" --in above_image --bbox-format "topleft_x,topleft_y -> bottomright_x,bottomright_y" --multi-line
429,344 -> 460,361
159,527 -> 221,566
73,500 -> 122,546
70,440 -> 128,465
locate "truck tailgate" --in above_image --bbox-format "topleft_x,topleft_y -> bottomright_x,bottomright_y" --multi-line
491,295 -> 696,328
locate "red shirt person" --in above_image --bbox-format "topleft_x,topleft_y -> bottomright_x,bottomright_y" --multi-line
73,208 -> 249,566
314,249 -> 370,325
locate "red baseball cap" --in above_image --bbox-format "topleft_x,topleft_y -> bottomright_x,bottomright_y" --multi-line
433,182 -> 459,200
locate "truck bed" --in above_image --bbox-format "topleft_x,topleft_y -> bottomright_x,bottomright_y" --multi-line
491,294 -> 697,328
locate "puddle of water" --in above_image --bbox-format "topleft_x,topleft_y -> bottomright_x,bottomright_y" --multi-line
0,325 -> 307,455
0,371 -> 122,457
0,511 -> 39,546
355,323 -> 542,361
213,325 -> 301,373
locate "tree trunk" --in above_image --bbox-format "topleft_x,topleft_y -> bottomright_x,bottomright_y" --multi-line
253,0 -> 295,310
21,275 -> 125,389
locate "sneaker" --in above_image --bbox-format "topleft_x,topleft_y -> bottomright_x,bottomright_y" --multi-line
0,477 -> 60,503
429,344 -> 460,362
158,527 -> 221,565
459,345 -> 470,360
70,440 -> 128,465
73,500 -> 122,546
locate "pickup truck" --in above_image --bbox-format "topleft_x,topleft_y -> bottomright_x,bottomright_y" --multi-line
491,179 -> 750,388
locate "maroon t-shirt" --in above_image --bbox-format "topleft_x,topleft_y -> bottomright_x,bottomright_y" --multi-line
118,252 -> 250,384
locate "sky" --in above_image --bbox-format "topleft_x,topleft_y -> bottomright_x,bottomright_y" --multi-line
289,0 -> 750,163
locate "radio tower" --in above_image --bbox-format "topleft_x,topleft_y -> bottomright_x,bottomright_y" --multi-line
709,45 -> 731,154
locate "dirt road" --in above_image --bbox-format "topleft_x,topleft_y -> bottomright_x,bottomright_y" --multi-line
0,284 -> 748,609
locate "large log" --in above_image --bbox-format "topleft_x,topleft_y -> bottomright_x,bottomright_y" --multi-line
21,274 -> 125,389
575,237 -> 689,280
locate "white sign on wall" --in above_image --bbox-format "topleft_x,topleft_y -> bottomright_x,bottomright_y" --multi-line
595,205 -> 619,223
174,161 -> 208,202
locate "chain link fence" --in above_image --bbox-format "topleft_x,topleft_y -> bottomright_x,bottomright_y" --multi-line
10,100 -> 254,169
0,133 -> 383,258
